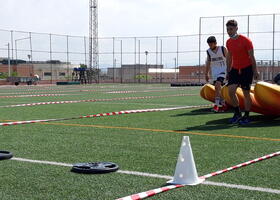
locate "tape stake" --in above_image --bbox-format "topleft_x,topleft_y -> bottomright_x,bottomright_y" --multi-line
116,151 -> 280,200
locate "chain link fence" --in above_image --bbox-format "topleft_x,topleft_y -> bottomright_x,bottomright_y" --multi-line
0,13 -> 279,84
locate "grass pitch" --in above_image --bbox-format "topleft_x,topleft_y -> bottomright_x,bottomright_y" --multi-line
0,84 -> 279,200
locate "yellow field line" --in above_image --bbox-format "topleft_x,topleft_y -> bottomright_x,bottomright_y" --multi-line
1,119 -> 279,142
40,122 -> 280,142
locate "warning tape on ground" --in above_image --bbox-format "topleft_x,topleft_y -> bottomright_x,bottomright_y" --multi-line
0,104 -> 210,127
0,94 -> 197,108
106,88 -> 193,94
117,151 -> 280,200
0,94 -> 67,98
0,89 -> 98,96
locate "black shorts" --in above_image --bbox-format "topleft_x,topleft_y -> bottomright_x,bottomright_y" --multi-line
228,66 -> 253,90
213,77 -> 225,85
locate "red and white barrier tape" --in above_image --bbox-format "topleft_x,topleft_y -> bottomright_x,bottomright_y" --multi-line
107,91 -> 138,94
117,151 -> 280,200
0,94 -> 67,98
0,104 -> 210,127
119,185 -> 184,200
0,94 -> 196,108
106,88 -> 192,94
200,151 -> 280,179
0,89 -> 98,95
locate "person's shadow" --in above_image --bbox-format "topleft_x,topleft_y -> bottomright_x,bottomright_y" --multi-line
172,107 -> 232,117
172,108 -> 280,131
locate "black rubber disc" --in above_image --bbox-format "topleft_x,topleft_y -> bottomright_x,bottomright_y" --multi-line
0,151 -> 13,160
71,162 -> 119,174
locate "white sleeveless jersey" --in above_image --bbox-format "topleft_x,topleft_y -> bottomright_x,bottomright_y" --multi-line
207,46 -> 227,80
207,46 -> 226,68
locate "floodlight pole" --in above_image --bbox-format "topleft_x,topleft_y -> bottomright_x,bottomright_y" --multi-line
89,0 -> 99,83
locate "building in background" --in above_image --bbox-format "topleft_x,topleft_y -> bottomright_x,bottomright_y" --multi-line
107,64 -> 164,83
178,60 -> 280,83
0,58 -> 79,84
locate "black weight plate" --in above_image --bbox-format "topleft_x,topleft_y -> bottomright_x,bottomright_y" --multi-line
71,162 -> 119,174
0,151 -> 13,160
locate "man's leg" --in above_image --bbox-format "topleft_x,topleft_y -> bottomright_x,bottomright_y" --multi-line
238,89 -> 252,125
239,66 -> 253,125
215,80 -> 222,101
228,84 -> 242,123
215,81 -> 222,98
242,89 -> 252,112
216,77 -> 226,108
228,84 -> 239,107
213,81 -> 222,112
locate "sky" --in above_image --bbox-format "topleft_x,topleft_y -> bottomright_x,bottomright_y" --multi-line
0,0 -> 280,37
0,0 -> 279,67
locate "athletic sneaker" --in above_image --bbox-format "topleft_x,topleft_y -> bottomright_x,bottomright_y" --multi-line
221,104 -> 229,112
229,113 -> 242,124
238,116 -> 251,125
213,105 -> 220,113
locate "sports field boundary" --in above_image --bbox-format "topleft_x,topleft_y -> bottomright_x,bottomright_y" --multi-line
9,156 -> 280,197
0,104 -> 210,127
0,94 -> 69,98
118,151 -> 280,199
0,93 -> 197,108
41,122 -> 280,142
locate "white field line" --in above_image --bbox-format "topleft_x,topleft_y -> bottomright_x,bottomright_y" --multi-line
11,157 -> 280,195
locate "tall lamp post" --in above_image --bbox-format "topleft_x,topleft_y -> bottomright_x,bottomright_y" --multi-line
145,51 -> 148,83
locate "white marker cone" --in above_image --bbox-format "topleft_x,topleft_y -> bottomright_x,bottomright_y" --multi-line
167,136 -> 204,185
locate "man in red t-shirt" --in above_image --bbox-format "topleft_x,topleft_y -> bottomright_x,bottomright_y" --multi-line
226,19 -> 259,125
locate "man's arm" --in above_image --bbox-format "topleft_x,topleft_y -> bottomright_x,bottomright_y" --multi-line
226,51 -> 232,77
205,55 -> 210,82
222,46 -> 228,58
248,49 -> 259,80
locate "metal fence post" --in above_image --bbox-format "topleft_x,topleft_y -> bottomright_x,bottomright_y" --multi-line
145,50 -> 148,84
160,39 -> 163,83
247,15 -> 250,38
134,37 -> 137,83
222,16 -> 225,46
272,14 -> 275,79
49,33 -> 53,84
112,37 -> 115,83
120,39 -> 123,83
156,36 -> 158,83
84,36 -> 87,66
10,31 -> 14,60
66,35 -> 70,81
176,36 -> 179,82
138,39 -> 141,83
7,43 -> 11,77
198,17 -> 202,83
29,32 -> 33,75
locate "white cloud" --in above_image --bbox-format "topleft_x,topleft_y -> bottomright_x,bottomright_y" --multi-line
0,0 -> 279,37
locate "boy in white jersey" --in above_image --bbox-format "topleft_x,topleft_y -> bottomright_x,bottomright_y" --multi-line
205,36 -> 228,112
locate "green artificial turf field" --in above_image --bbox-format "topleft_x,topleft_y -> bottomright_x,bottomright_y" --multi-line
0,84 -> 279,200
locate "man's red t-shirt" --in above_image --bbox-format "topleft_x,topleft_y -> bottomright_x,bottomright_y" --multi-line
226,34 -> 253,69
